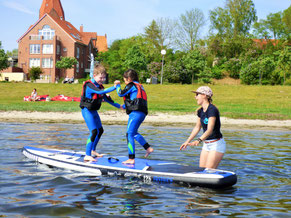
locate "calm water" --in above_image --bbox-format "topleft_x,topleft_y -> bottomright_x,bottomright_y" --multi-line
0,122 -> 290,217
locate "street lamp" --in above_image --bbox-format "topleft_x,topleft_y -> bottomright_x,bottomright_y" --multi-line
160,49 -> 166,84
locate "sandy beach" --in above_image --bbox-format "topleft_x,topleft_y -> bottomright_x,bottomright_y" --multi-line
0,110 -> 290,130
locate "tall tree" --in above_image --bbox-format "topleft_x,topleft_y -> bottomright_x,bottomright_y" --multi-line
174,8 -> 206,51
144,20 -> 161,50
182,49 -> 206,84
55,56 -> 78,77
156,17 -> 176,49
0,42 -> 8,71
124,45 -> 147,72
209,0 -> 257,58
282,5 -> 291,39
210,0 -> 257,38
253,11 -> 288,39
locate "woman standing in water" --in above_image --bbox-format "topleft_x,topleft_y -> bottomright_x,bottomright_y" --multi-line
180,86 -> 226,169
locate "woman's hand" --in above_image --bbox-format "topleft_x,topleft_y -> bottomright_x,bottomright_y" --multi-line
188,140 -> 200,147
180,141 -> 189,150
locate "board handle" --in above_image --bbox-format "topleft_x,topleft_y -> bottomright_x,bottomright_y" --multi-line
108,157 -> 119,163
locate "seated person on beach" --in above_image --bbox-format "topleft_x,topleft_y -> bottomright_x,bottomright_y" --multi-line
29,88 -> 40,101
68,77 -> 74,84
63,76 -> 69,84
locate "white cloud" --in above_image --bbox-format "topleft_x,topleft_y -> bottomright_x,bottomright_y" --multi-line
2,1 -> 36,15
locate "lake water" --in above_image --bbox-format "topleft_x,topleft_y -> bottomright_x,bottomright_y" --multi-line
0,122 -> 290,217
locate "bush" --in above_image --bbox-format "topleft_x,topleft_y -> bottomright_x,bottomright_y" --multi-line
198,67 -> 212,84
211,65 -> 224,79
29,67 -> 43,81
225,58 -> 241,79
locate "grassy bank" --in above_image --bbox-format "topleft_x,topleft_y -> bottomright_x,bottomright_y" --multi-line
0,82 -> 290,120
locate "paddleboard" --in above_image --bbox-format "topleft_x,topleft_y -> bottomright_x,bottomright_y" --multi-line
22,146 -> 237,188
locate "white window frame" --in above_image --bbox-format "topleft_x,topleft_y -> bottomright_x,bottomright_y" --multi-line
42,58 -> 53,68
38,25 -> 55,40
29,58 -> 40,68
30,44 -> 40,54
42,44 -> 53,54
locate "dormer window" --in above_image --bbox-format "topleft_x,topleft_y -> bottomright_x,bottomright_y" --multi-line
39,25 -> 55,40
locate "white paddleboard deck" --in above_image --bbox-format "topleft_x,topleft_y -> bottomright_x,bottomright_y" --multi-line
22,146 -> 237,188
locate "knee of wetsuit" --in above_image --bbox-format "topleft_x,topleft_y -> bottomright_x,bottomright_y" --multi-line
98,127 -> 104,138
90,129 -> 98,142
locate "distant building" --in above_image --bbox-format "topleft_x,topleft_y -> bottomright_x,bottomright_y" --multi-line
17,0 -> 108,82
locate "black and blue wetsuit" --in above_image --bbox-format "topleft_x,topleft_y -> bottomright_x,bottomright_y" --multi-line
80,79 -> 120,156
116,81 -> 150,159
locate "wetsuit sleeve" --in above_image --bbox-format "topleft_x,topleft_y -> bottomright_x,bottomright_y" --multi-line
103,94 -> 121,108
86,83 -> 116,95
116,83 -> 134,97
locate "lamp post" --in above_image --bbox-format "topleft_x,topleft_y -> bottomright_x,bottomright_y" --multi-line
160,49 -> 166,84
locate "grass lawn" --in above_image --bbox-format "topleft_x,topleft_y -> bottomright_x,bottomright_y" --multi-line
0,82 -> 290,120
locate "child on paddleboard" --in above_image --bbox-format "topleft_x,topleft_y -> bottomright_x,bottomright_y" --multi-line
114,69 -> 153,164
80,64 -> 123,162
180,86 -> 226,169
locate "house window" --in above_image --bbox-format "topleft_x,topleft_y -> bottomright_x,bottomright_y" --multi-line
76,47 -> 80,59
42,58 -> 53,68
57,45 -> 60,55
89,44 -> 91,55
39,25 -> 55,40
30,44 -> 40,54
29,58 -> 40,67
43,44 -> 53,54
76,61 -> 79,73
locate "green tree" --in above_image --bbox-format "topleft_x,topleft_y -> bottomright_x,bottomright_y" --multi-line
174,8 -> 206,51
55,56 -> 78,77
253,11 -> 288,39
210,0 -> 257,38
144,20 -> 161,50
0,42 -> 8,71
55,56 -> 78,70
124,45 -> 147,74
29,67 -> 43,81
182,49 -> 206,84
282,5 -> 291,38
6,49 -> 18,58
276,46 -> 291,85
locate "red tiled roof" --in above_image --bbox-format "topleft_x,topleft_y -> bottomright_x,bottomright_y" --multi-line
17,13 -> 108,51
39,0 -> 65,19
252,39 -> 279,47
96,35 -> 108,52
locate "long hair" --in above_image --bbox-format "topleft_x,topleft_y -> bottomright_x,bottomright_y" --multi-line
123,69 -> 139,82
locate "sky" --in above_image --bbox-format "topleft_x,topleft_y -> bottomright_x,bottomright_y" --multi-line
0,0 -> 290,52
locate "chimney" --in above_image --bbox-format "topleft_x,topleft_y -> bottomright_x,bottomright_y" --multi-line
80,24 -> 83,32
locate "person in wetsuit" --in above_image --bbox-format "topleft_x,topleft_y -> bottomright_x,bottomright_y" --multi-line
80,64 -> 122,162
114,69 -> 153,164
180,86 -> 226,169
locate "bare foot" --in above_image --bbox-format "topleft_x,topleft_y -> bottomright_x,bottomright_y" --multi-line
84,155 -> 97,162
91,151 -> 105,157
122,159 -> 135,164
145,147 -> 154,158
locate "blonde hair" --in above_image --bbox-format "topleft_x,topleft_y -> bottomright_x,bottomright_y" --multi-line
93,64 -> 107,76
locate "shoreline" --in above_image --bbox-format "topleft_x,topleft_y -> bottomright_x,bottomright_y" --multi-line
0,110 -> 291,130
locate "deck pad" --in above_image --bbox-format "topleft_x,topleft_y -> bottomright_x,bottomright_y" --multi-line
22,146 -> 237,188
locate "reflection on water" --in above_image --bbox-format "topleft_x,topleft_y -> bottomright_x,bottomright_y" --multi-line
0,122 -> 290,217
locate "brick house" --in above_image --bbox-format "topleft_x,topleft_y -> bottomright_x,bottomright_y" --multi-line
17,0 -> 108,83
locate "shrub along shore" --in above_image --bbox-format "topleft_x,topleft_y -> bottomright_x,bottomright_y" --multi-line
0,82 -> 290,121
